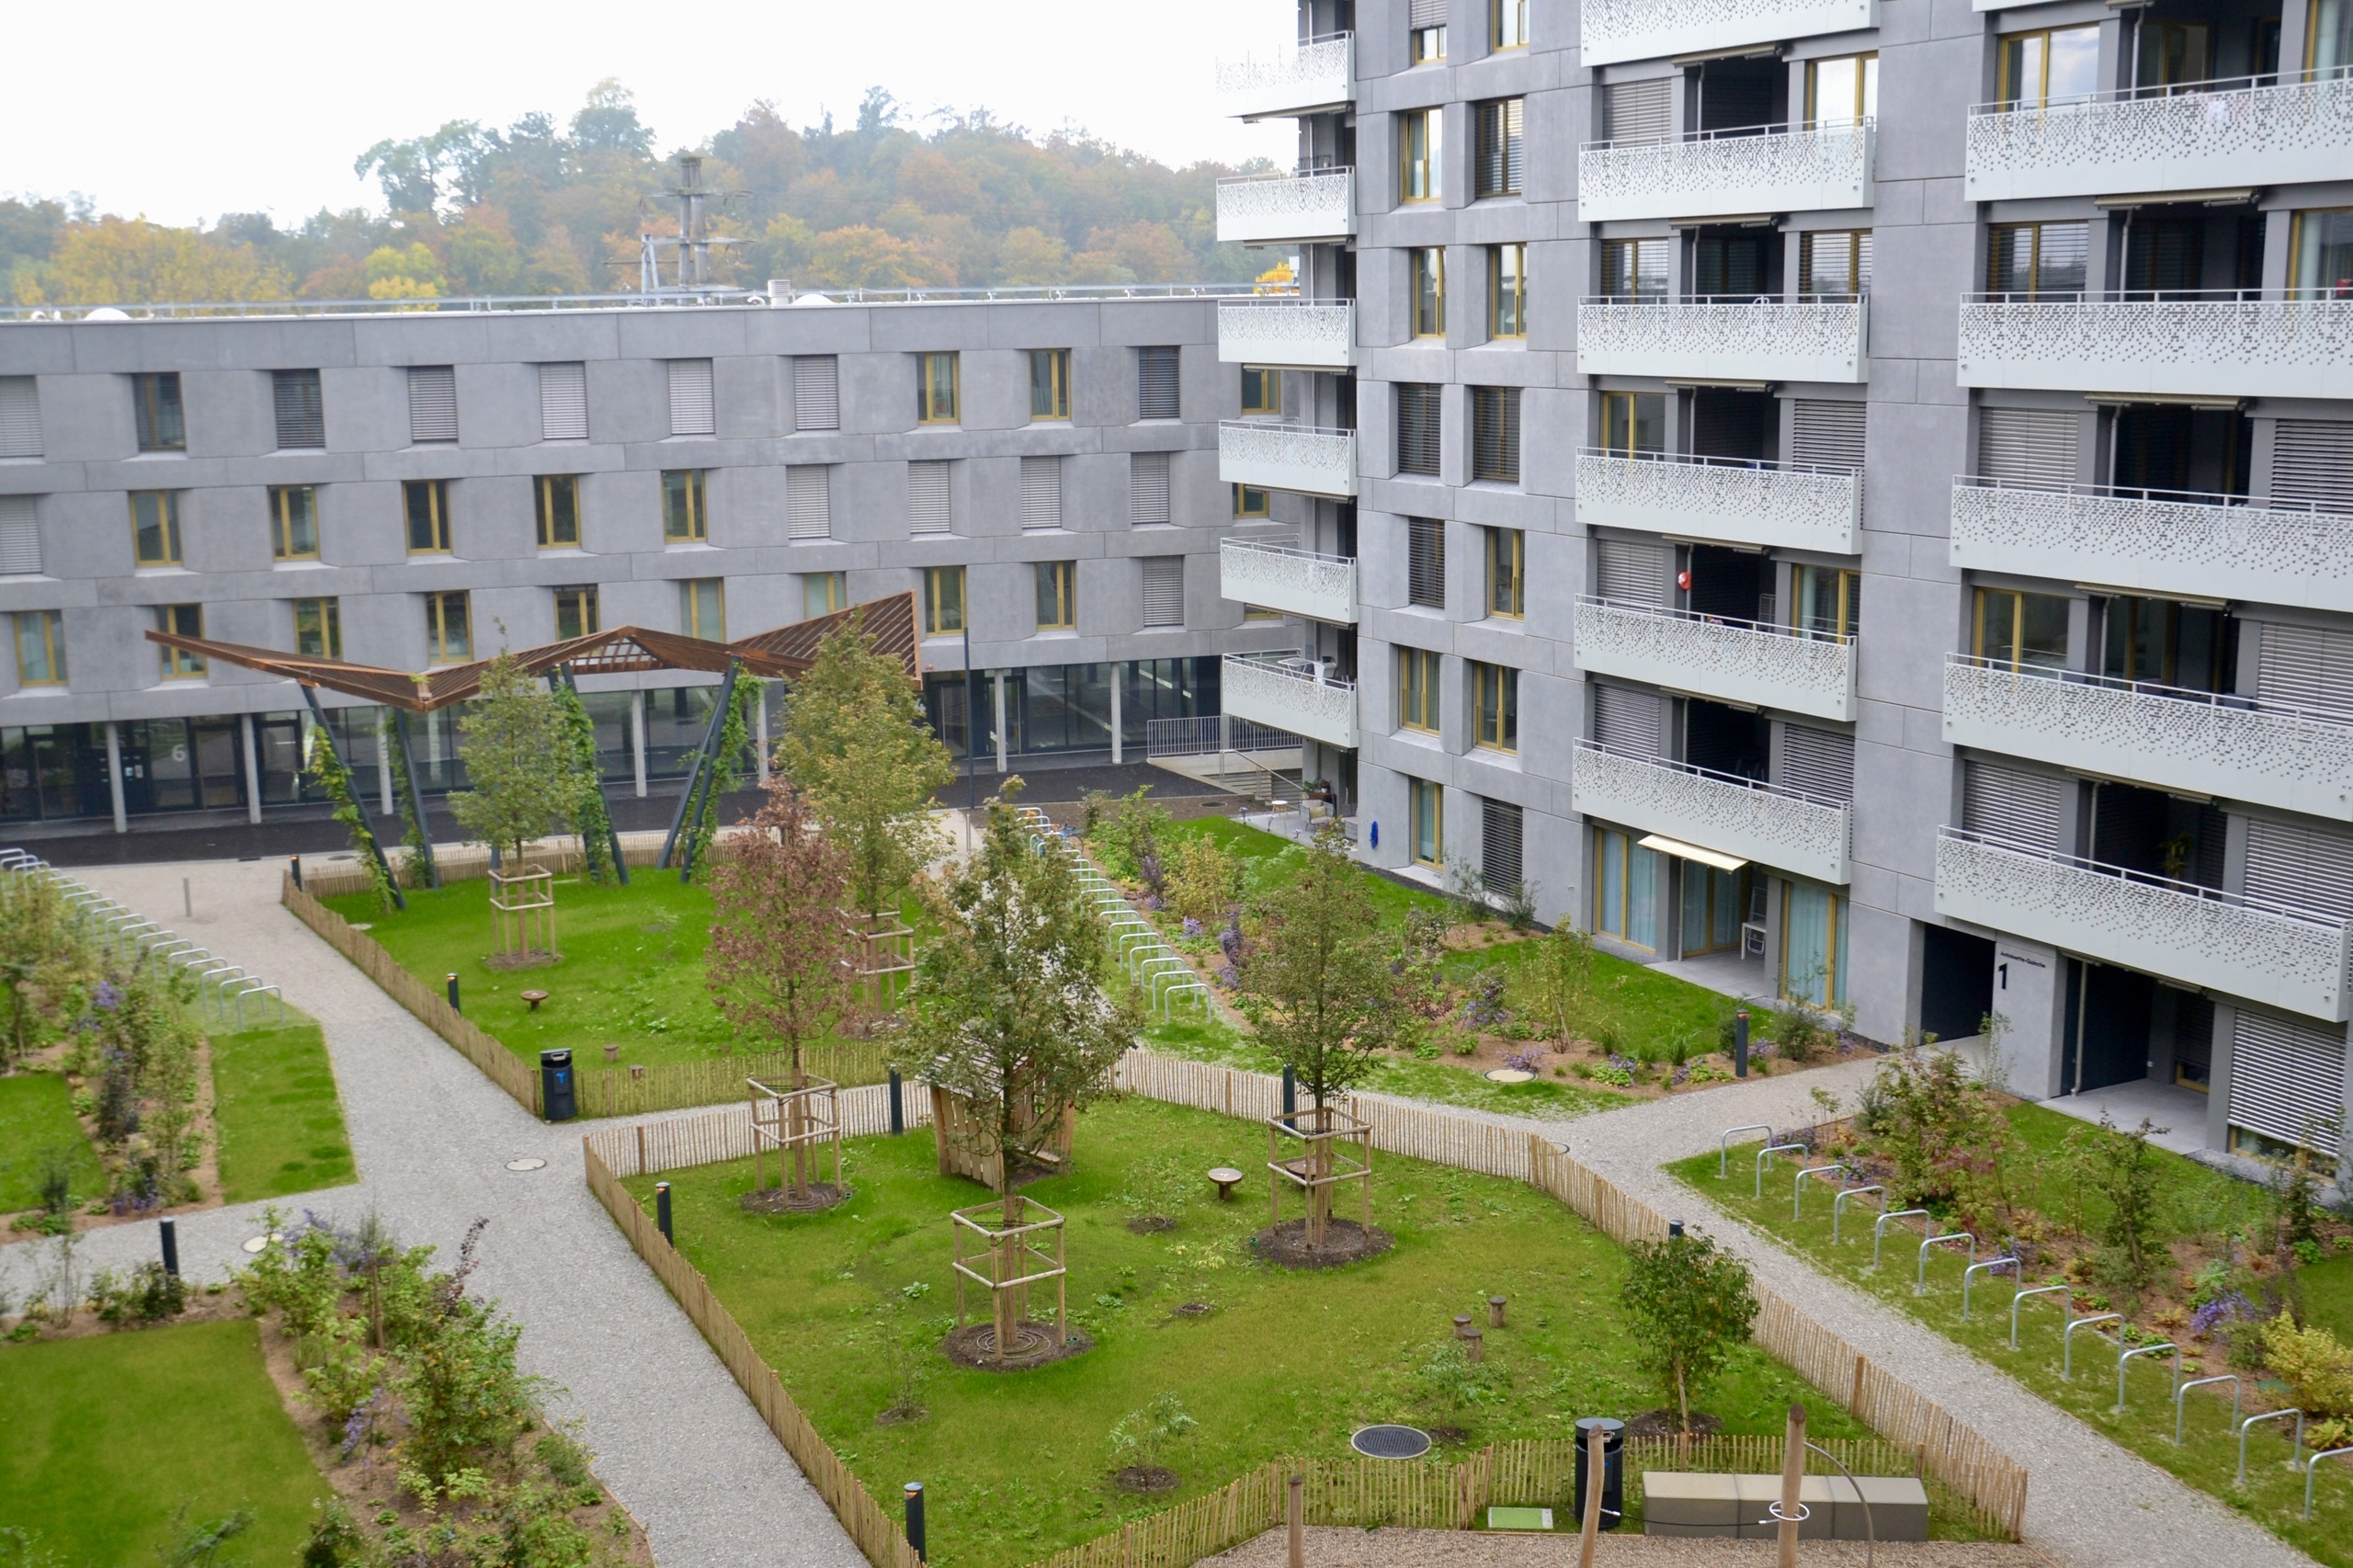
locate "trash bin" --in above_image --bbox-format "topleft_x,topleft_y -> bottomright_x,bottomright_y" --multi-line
1572,1417 -> 1626,1530
540,1049 -> 576,1122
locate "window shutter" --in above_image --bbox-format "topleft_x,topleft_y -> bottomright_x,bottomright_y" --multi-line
0,378 -> 40,459
0,495 -> 38,575
1504,100 -> 1524,192
908,460 -> 952,535
1976,407 -> 2077,486
1409,0 -> 1446,26
2229,1011 -> 2346,1157
1790,400 -> 1867,470
1407,517 -> 1447,608
1472,387 -> 1519,483
1142,556 -> 1186,627
1396,383 -> 1441,475
271,370 -> 324,449
1020,456 -> 1063,529
1595,538 -> 1668,604
793,356 -> 840,432
668,359 -> 716,436
788,466 -> 831,540
1477,101 -> 1524,196
1603,79 -> 1672,143
539,362 -> 588,440
2255,621 -> 2353,713
1591,682 -> 1661,757
2244,816 -> 2353,922
1961,761 -> 2064,848
1481,798 -> 1524,892
2268,420 -> 2353,512
1779,724 -> 1856,803
1137,347 -> 1181,420
1130,451 -> 1172,525
406,366 -> 458,443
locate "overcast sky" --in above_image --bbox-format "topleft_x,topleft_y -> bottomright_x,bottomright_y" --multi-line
4,1 -> 1300,227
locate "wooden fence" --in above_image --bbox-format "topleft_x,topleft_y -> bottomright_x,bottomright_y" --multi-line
582,1085 -> 934,1178
298,832 -> 684,898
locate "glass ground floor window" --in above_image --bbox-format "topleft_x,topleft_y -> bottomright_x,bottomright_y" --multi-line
1593,826 -> 1661,951
1409,778 -> 1443,867
1780,881 -> 1851,1006
1681,860 -> 1750,956
922,657 -> 1222,763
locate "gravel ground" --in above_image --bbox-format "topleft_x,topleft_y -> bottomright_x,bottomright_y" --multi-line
1202,1526 -> 2054,1568
0,857 -> 861,1568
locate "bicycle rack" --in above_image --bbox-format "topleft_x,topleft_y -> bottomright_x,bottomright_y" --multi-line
2115,1341 -> 2179,1415
1720,1123 -> 1771,1178
2063,1312 -> 2122,1380
1916,1231 -> 1975,1294
2238,1407 -> 2302,1488
1961,1256 -> 2017,1320
1870,1209 -> 1930,1270
2305,1444 -> 2353,1520
1755,1141 -> 1806,1199
1831,1184 -> 1883,1244
2176,1373 -> 2240,1446
1793,1165 -> 1847,1221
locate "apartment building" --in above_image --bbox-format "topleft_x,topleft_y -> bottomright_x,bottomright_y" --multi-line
1212,0 -> 2353,1176
0,292 -> 1301,834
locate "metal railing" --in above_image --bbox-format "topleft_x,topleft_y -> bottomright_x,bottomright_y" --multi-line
1935,826 -> 2349,930
1578,446 -> 1860,482
1574,741 -> 1850,816
1946,651 -> 2353,728
1582,594 -> 1854,648
1953,472 -> 2353,519
1582,116 -> 1874,150
1143,714 -> 1298,758
1970,63 -> 2352,116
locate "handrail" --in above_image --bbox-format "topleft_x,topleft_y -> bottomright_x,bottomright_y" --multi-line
1755,1142 -> 1807,1199
1831,1184 -> 1882,1244
1575,739 -> 1854,816
1870,1209 -> 1930,1270
1963,287 -> 2343,304
2116,1342 -> 2180,1416
1583,115 -> 1874,151
1793,1165 -> 1847,1221
1582,446 -> 1861,480
1938,825 -> 2353,931
2011,1283 -> 2070,1350
2177,1373 -> 2241,1446
1945,651 -> 2353,728
1952,471 -> 2353,521
1583,594 -> 1854,648
1218,165 -> 1355,187
2239,1408 -> 2304,1488
1227,651 -> 1359,694
1584,291 -> 1867,306
1970,62 -> 2350,114
1224,538 -> 1358,568
1961,1256 -> 2018,1320
1917,1231 -> 1976,1295
2063,1312 -> 2123,1380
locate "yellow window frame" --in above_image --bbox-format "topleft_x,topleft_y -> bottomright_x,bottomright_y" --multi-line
1412,247 -> 1447,337
1398,646 -> 1441,733
131,491 -> 182,567
918,353 -> 961,424
157,604 -> 205,677
536,474 -> 581,549
925,565 -> 966,635
1472,662 -> 1518,752
425,591 -> 472,664
292,597 -> 342,660
1492,0 -> 1528,50
268,485 -> 318,561
15,609 -> 64,686
1241,367 -> 1282,415
661,470 -> 706,543
1400,109 -> 1442,202
404,479 -> 451,554
1035,561 -> 1076,630
680,577 -> 725,641
1029,349 -> 1071,422
1490,244 -> 1527,339
554,585 -> 600,642
1486,528 -> 1525,618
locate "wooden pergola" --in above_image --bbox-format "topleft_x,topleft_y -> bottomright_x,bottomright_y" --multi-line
144,593 -> 918,901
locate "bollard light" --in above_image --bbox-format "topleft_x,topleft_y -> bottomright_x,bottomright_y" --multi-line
1281,1065 -> 1296,1119
159,1217 -> 180,1278
889,1068 -> 904,1136
447,972 -> 460,1011
1733,1008 -> 1750,1077
290,856 -> 302,891
656,1181 -> 673,1244
904,1482 -> 926,1562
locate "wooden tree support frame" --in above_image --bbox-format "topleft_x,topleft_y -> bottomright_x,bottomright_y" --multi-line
1268,1104 -> 1372,1252
846,910 -> 917,1015
951,1195 -> 1070,1367
749,1074 -> 844,1199
487,865 -> 557,966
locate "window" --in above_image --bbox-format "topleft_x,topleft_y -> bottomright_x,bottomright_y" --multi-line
1804,53 -> 1878,128
661,470 -> 707,542
1599,238 -> 1668,299
1411,248 -> 1447,337
1475,99 -> 1524,199
1602,79 -> 1672,144
792,356 -> 840,431
1130,452 -> 1172,525
1142,557 -> 1185,627
272,369 -> 324,449
535,475 -> 580,549
667,358 -> 715,437
291,597 -> 342,660
788,465 -> 831,540
1486,527 -> 1525,618
910,460 -> 953,535
406,366 -> 457,443
1020,456 -> 1063,530
404,479 -> 451,553
1035,561 -> 1077,630
0,495 -> 37,574
539,361 -> 588,440
1599,392 -> 1665,455
554,586 -> 599,642
133,373 -> 185,452
15,609 -> 63,686
1233,484 -> 1270,517
1490,244 -> 1527,338
1974,586 -> 2070,672
1998,26 -> 2100,108
2139,20 -> 2211,87
1482,798 -> 1524,892
802,572 -> 847,619
1029,349 -> 1071,421
1795,566 -> 1859,641
917,353 -> 961,423
1471,387 -> 1520,483
1492,0 -> 1528,50
1409,778 -> 1444,867
680,577 -> 725,641
156,604 -> 205,677
1397,383 -> 1442,475
1987,222 -> 2087,298
131,491 -> 181,566
1780,884 -> 1849,1005
1399,647 -> 1441,732
1800,231 -> 1871,299
2314,0 -> 2353,75
1400,108 -> 1443,202
268,485 -> 318,560
1241,367 -> 1282,415
1593,826 -> 1662,950
1408,517 -> 1447,608
1472,662 -> 1518,752
2290,209 -> 2353,300
0,376 -> 41,458
1137,347 -> 1181,420
1410,1 -> 1447,65
424,591 -> 471,663
925,565 -> 966,635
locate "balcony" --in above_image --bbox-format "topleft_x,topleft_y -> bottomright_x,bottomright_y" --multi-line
1578,297 -> 1868,383
1216,168 -> 1355,246
1942,654 -> 2353,823
1934,828 -> 2352,1022
1579,121 -> 1873,223
1949,477 -> 2353,616
1219,421 -> 1357,499
1956,293 -> 2353,401
1218,299 -> 1356,370
1966,72 -> 2353,203
1581,0 -> 1877,67
1222,540 -> 1358,625
1571,740 -> 1850,885
1575,450 -> 1861,553
1215,32 -> 1353,120
1577,598 -> 1856,722
1222,653 -> 1358,750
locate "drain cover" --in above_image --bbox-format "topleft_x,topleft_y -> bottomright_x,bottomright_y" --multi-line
240,1231 -> 284,1255
1483,1068 -> 1535,1084
506,1157 -> 547,1172
1351,1424 -> 1432,1460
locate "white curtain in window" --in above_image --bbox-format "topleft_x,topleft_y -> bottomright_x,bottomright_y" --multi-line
1782,884 -> 1843,1006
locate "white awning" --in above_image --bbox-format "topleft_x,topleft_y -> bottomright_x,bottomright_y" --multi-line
1637,835 -> 1748,873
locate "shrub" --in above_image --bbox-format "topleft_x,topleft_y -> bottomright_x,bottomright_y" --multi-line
1416,1339 -> 1506,1411
1089,787 -> 1169,882
303,1316 -> 387,1426
1108,1392 -> 1198,1471
2261,1315 -> 2353,1420
2067,1116 -> 2171,1313
1621,1232 -> 1758,1434
88,1260 -> 187,1325
1165,835 -> 1243,925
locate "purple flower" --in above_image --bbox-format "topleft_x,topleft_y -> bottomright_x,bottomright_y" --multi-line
1219,921 -> 1245,966
1503,1049 -> 1544,1074
2190,1292 -> 2253,1338
1183,916 -> 1203,939
93,980 -> 121,1011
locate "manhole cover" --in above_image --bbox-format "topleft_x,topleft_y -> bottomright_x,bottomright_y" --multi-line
506,1157 -> 547,1172
1483,1068 -> 1535,1084
1352,1425 -> 1432,1460
241,1231 -> 283,1255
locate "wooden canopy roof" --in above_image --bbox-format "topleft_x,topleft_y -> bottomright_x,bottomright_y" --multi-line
142,591 -> 920,713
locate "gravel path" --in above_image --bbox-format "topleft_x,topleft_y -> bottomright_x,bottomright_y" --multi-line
1203,1525 -> 2052,1568
0,857 -> 862,1568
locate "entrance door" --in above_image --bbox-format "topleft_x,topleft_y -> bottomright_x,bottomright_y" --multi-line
1680,861 -> 1748,955
2065,960 -> 2155,1094
191,720 -> 244,811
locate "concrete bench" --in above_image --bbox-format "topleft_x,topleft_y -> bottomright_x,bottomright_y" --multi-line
1641,1472 -> 1927,1541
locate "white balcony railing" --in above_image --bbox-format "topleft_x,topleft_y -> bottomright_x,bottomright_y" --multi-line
1215,32 -> 1354,120
1579,121 -> 1873,223
1222,540 -> 1358,625
1574,449 -> 1861,553
1943,654 -> 2353,823
1222,653 -> 1358,750
1578,297 -> 1868,383
1966,71 -> 2353,202
1581,0 -> 1877,67
1950,477 -> 2353,616
1956,293 -> 2353,401
1571,740 -> 1851,885
1215,168 -> 1356,246
1577,598 -> 1856,722
1218,421 -> 1357,499
1934,827 -> 2353,1022
1218,299 -> 1357,369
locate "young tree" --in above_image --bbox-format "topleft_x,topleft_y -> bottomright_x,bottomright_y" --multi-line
449,653 -> 574,862
1621,1231 -> 1759,1435
1233,824 -> 1399,1108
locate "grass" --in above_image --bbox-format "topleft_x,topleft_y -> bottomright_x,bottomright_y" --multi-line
625,1095 -> 1891,1568
0,1071 -> 99,1215
0,1317 -> 330,1565
1158,817 -> 1454,931
1665,1106 -> 2353,1566
210,1013 -> 357,1203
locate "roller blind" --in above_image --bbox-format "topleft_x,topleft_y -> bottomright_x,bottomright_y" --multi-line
667,358 -> 715,437
1790,399 -> 1867,470
793,356 -> 840,432
0,495 -> 39,575
1020,456 -> 1063,529
2243,816 -> 2353,922
787,465 -> 831,540
2229,1011 -> 2346,1157
1595,538 -> 1668,604
1472,387 -> 1520,483
1976,407 -> 2077,486
908,460 -> 951,535
1603,79 -> 1672,144
1407,517 -> 1446,608
1142,556 -> 1185,627
0,378 -> 39,459
1779,725 -> 1856,803
1592,682 -> 1661,756
2255,621 -> 2353,714
2269,420 -> 2353,512
1396,383 -> 1441,475
1137,347 -> 1180,419
406,366 -> 458,443
539,362 -> 588,440
1477,99 -> 1525,197
1130,451 -> 1172,524
271,370 -> 324,449
1962,761 -> 2064,848
1409,0 -> 1447,28
1481,798 -> 1524,892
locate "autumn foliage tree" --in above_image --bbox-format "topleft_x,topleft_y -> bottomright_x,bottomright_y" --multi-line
1234,824 -> 1399,1108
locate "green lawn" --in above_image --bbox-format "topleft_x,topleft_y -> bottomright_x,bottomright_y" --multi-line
627,1095 -> 1889,1568
1666,1111 -> 2353,1566
1160,817 -> 1455,931
210,1015 -> 357,1203
0,1072 -> 98,1215
0,1317 -> 330,1565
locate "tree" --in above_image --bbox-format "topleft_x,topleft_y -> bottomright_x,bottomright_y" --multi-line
35,217 -> 291,305
1524,924 -> 1598,1050
549,680 -> 618,885
449,654 -> 574,862
1234,824 -> 1399,1108
1621,1231 -> 1759,1434
2071,1114 -> 2170,1312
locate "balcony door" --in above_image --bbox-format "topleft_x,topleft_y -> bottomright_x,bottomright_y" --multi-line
2109,402 -> 2250,498
1689,387 -> 1776,462
2118,206 -> 2263,298
1685,544 -> 1771,622
1683,698 -> 1769,781
2088,779 -> 2224,885
2061,960 -> 2156,1096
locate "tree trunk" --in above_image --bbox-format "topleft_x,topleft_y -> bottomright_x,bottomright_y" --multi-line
993,1224 -> 1019,1365
1677,1363 -> 1689,1436
790,1048 -> 809,1197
